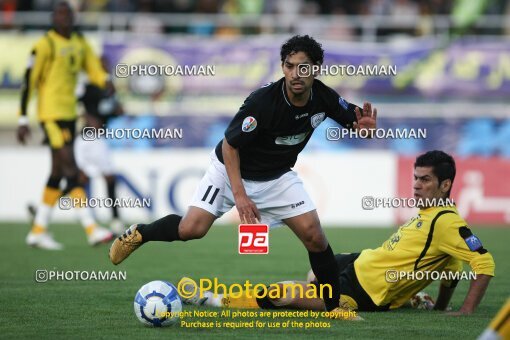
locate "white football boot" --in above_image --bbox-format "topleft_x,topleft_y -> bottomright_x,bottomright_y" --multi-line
87,226 -> 114,246
109,218 -> 125,236
26,231 -> 63,250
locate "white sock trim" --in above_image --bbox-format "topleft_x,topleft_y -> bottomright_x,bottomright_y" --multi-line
34,204 -> 52,229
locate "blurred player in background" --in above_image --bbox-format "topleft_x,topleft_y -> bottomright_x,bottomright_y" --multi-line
478,298 -> 510,340
180,151 -> 494,316
75,56 -> 125,235
110,35 -> 377,319
17,1 -> 113,250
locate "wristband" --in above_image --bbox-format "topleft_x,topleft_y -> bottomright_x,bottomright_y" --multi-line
18,116 -> 29,126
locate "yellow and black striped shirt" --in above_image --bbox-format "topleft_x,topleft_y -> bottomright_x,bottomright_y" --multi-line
354,205 -> 495,309
20,29 -> 107,122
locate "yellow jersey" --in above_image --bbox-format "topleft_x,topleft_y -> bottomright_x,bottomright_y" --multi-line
354,205 -> 495,309
20,29 -> 107,122
480,298 -> 510,340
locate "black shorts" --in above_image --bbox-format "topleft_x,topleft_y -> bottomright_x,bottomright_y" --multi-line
41,120 -> 76,149
316,253 -> 390,312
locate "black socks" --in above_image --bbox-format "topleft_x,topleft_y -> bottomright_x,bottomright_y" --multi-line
107,178 -> 119,219
136,215 -> 340,311
137,214 -> 182,243
308,244 -> 341,311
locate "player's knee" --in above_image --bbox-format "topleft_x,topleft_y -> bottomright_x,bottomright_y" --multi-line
178,220 -> 208,241
58,154 -> 79,177
50,158 -> 63,177
301,227 -> 327,252
64,175 -> 80,193
50,166 -> 63,178
178,208 -> 215,241
61,165 -> 79,178
46,175 -> 62,189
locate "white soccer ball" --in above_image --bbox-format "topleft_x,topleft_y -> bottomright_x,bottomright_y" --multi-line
410,291 -> 435,310
133,280 -> 182,327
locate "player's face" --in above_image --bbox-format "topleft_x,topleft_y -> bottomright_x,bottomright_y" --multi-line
282,51 -> 315,97
413,166 -> 451,207
52,3 -> 74,31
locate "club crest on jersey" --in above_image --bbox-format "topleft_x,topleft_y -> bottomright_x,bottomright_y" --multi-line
242,116 -> 257,133
311,112 -> 325,128
339,97 -> 349,110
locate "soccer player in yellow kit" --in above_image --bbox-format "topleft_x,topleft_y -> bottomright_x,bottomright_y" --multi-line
181,151 -> 495,317
478,298 -> 510,340
17,1 -> 113,250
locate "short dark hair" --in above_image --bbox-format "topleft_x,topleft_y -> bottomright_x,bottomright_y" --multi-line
414,150 -> 456,195
53,1 -> 72,11
280,35 -> 324,65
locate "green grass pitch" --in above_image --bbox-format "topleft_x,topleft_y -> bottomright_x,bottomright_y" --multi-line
0,222 -> 508,339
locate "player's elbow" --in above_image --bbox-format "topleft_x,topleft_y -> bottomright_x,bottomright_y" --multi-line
222,138 -> 236,151
221,138 -> 238,159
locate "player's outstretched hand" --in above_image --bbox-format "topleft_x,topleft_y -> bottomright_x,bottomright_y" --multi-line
354,102 -> 377,133
235,194 -> 261,224
17,125 -> 31,145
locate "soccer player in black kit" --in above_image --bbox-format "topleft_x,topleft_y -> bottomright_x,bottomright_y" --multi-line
74,63 -> 125,235
110,35 -> 377,318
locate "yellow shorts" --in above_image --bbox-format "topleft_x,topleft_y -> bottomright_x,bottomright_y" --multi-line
41,120 -> 76,149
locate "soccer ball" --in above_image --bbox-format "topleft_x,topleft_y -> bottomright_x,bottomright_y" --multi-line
410,291 -> 435,310
133,280 -> 182,327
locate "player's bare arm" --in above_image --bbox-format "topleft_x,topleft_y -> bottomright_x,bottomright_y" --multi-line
448,274 -> 492,315
433,283 -> 456,311
221,137 -> 261,224
18,69 -> 31,144
17,55 -> 32,144
17,43 -> 42,145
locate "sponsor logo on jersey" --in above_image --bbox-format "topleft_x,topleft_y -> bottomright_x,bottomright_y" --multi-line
464,234 -> 483,251
274,131 -> 310,145
295,113 -> 309,120
291,201 -> 305,209
242,116 -> 257,132
339,97 -> 349,110
311,112 -> 325,128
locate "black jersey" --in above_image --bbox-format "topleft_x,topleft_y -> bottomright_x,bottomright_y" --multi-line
214,77 -> 359,181
79,84 -> 118,124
